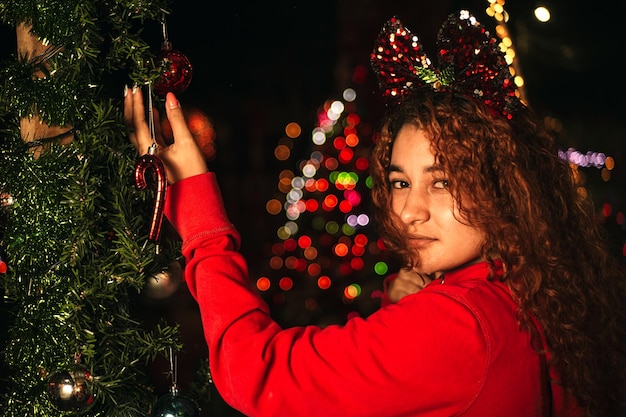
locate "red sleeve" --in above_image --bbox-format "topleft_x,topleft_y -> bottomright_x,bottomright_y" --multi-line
164,173 -> 491,417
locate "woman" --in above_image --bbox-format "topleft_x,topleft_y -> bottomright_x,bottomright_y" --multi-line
125,10 -> 625,417
371,14 -> 626,415
370,90 -> 626,417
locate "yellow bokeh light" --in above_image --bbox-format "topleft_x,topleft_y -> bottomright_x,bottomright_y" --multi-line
343,284 -> 361,299
534,6 -> 551,22
495,24 -> 507,38
277,226 -> 291,240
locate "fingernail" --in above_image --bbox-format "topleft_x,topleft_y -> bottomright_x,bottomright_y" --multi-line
166,93 -> 179,109
123,84 -> 129,97
132,84 -> 138,94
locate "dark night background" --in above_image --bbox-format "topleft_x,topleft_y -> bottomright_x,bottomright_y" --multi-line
1,1 -> 624,415
2,0 -> 623,268
162,0 -> 626,270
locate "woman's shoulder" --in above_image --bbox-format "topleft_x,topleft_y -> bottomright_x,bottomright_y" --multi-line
421,269 -> 517,322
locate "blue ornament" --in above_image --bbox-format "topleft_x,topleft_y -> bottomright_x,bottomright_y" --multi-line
151,386 -> 199,417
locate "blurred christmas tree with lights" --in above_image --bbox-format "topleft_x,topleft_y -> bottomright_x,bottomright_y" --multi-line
0,0 -> 217,415
252,87 -> 399,328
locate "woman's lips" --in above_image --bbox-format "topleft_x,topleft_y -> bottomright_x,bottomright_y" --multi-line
409,235 -> 436,248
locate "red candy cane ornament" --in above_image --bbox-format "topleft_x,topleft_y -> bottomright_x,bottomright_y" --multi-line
135,143 -> 167,247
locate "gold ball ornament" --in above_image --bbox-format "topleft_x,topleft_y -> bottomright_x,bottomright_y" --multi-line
46,364 -> 95,413
143,261 -> 183,299
0,192 -> 13,207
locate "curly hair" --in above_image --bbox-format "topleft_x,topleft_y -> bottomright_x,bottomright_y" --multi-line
370,90 -> 626,416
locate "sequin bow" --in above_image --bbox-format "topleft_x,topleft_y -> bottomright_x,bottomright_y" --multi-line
371,10 -> 519,119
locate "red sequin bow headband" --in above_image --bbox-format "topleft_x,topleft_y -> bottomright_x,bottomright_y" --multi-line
371,10 -> 520,119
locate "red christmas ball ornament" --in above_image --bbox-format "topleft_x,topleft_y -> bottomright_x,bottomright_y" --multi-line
153,43 -> 193,96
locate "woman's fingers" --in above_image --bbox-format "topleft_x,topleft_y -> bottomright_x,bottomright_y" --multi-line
131,87 -> 156,155
163,93 -> 193,144
395,269 -> 432,292
123,85 -> 156,156
158,92 -> 209,183
125,88 -> 209,184
123,85 -> 138,149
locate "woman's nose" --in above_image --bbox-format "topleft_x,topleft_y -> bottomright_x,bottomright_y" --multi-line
399,189 -> 429,225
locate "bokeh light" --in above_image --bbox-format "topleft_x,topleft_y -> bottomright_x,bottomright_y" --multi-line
285,122 -> 301,138
279,277 -> 293,291
318,276 -> 331,289
374,261 -> 389,276
534,6 -> 551,22
256,277 -> 271,291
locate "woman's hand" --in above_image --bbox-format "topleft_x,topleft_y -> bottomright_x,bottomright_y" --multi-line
386,269 -> 432,303
124,85 -> 208,184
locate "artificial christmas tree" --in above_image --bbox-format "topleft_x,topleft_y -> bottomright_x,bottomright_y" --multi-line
0,1 -> 212,415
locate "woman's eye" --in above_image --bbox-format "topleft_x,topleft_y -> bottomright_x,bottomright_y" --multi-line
390,180 -> 408,189
433,179 -> 449,189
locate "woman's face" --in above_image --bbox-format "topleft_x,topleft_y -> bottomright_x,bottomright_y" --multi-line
389,124 -> 485,276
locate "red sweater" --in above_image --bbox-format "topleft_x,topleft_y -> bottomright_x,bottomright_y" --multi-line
164,172 -> 583,417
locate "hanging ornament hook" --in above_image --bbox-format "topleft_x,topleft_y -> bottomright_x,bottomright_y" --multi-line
153,14 -> 193,97
150,347 -> 200,417
168,346 -> 178,395
161,12 -> 171,50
